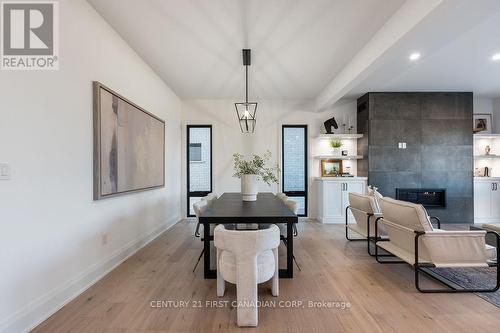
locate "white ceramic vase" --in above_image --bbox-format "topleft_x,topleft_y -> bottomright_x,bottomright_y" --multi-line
241,174 -> 259,201
331,147 -> 341,156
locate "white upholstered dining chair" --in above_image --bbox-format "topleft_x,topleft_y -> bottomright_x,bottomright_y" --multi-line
192,195 -> 216,272
214,224 -> 280,327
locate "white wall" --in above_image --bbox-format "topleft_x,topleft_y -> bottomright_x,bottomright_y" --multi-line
0,1 -> 182,332
181,99 -> 357,218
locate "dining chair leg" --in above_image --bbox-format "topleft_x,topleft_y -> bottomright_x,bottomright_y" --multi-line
282,237 -> 301,271
193,249 -> 204,273
292,254 -> 301,271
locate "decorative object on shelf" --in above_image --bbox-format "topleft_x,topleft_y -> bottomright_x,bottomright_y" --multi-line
485,145 -> 491,155
475,168 -> 482,177
323,116 -> 338,134
321,159 -> 343,177
484,166 -> 491,177
348,116 -> 354,134
232,150 -> 279,201
341,150 -> 348,156
329,138 -> 343,156
235,49 -> 257,133
345,166 -> 351,175
473,113 -> 493,134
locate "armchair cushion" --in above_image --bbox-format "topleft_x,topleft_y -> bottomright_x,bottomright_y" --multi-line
379,197 -> 433,232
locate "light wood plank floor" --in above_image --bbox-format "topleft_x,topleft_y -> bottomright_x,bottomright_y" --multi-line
33,221 -> 500,333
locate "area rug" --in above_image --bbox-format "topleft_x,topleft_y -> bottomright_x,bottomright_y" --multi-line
428,267 -> 499,307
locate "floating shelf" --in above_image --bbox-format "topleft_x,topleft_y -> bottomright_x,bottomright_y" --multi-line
474,155 -> 500,159
314,155 -> 363,160
316,134 -> 363,140
474,134 -> 500,139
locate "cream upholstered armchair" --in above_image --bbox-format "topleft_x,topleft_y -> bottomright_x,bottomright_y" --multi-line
214,224 -> 280,327
346,192 -> 386,256
376,197 -> 499,293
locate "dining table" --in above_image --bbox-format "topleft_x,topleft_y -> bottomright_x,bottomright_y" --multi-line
198,192 -> 298,279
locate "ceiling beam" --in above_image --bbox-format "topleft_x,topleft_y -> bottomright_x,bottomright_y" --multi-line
315,0 -> 444,112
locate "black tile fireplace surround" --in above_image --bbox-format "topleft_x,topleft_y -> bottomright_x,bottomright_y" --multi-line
396,188 -> 446,208
357,92 -> 473,224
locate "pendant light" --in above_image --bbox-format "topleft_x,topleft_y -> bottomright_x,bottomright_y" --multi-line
235,49 -> 257,133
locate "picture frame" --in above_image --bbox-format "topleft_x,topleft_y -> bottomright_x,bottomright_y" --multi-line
473,113 -> 493,134
93,81 -> 166,200
321,159 -> 343,177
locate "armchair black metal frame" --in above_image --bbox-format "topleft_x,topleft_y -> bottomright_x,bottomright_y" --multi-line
373,217 -> 500,293
414,230 -> 500,293
345,206 -> 394,257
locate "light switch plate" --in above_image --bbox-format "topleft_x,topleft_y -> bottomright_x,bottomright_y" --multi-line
0,163 -> 11,180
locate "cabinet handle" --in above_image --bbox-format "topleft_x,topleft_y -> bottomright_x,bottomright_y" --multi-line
345,183 -> 348,191
493,183 -> 495,191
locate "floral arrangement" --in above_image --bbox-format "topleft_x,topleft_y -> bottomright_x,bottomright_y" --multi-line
329,139 -> 343,149
232,150 -> 280,185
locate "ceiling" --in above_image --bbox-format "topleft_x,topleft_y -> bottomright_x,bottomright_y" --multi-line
88,0 -> 500,107
87,0 -> 404,100
342,1 -> 500,101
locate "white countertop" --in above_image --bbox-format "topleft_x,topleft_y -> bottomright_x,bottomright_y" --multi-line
315,176 -> 367,181
474,177 -> 500,182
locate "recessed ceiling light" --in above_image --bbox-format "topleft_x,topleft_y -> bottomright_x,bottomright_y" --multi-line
409,53 -> 421,61
492,53 -> 500,61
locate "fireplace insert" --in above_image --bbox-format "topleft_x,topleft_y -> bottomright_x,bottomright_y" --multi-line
395,188 -> 446,208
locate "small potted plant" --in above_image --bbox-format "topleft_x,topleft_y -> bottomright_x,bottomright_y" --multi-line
329,139 -> 343,156
232,150 -> 280,201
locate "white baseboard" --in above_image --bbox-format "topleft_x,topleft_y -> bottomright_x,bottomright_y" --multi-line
0,216 -> 181,333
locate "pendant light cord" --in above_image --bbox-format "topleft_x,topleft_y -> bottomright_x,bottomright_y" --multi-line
245,64 -> 248,104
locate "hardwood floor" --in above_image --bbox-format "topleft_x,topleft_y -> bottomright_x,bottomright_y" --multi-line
33,220 -> 500,333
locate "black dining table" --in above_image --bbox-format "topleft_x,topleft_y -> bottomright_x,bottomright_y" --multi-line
198,192 -> 298,279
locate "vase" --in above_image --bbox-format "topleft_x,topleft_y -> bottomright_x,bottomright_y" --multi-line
241,174 -> 259,201
331,148 -> 341,156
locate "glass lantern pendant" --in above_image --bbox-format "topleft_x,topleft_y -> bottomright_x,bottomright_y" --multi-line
235,49 -> 257,133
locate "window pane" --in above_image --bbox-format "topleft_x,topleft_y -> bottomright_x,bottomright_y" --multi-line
283,127 -> 305,192
287,196 -> 305,216
189,127 -> 211,192
189,143 -> 202,161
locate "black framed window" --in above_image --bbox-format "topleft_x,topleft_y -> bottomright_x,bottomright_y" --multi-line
187,125 -> 212,217
282,125 -> 308,216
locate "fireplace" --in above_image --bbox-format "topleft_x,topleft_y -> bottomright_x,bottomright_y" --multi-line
395,188 -> 446,208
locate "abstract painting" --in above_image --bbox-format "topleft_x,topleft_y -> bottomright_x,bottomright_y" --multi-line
93,82 -> 165,200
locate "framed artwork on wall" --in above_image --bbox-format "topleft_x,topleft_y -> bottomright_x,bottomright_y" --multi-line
473,113 -> 493,134
93,81 -> 165,200
321,159 -> 343,177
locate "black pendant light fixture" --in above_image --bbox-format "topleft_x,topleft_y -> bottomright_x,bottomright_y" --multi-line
235,49 -> 257,133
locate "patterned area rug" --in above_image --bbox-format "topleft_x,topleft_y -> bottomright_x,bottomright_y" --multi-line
428,267 -> 499,307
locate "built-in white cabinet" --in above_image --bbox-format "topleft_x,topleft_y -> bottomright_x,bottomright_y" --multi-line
316,177 -> 367,224
474,178 -> 500,223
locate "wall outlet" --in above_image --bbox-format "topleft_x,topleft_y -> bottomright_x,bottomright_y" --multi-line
398,142 -> 407,149
0,163 -> 11,180
101,234 -> 108,246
